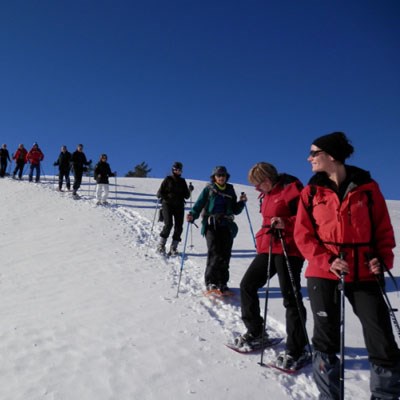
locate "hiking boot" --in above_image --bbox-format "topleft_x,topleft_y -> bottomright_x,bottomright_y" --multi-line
169,248 -> 179,256
275,350 -> 310,370
234,330 -> 269,349
206,283 -> 218,292
218,284 -> 230,293
157,244 -> 166,254
169,240 -> 179,256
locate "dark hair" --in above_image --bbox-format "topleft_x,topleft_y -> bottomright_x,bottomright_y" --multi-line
312,131 -> 354,163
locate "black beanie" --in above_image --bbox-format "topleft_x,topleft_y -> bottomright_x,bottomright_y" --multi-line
172,161 -> 183,170
312,132 -> 354,163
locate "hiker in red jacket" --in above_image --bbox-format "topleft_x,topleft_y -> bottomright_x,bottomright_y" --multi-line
235,162 -> 308,369
294,131 -> 400,399
26,142 -> 44,182
12,144 -> 28,180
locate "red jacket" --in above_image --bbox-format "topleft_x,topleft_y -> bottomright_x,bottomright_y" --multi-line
26,147 -> 44,165
294,166 -> 395,282
255,174 -> 303,258
13,148 -> 28,162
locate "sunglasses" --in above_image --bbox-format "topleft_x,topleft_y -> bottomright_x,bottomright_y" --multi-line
215,173 -> 226,177
309,150 -> 324,157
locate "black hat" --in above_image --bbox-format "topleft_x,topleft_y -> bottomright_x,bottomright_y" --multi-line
172,161 -> 183,170
312,132 -> 354,163
211,165 -> 230,181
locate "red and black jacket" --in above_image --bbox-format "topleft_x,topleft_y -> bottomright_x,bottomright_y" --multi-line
294,166 -> 395,282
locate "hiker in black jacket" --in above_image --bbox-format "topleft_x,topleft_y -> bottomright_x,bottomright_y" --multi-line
53,145 -> 72,191
156,162 -> 192,256
0,144 -> 11,177
71,144 -> 91,197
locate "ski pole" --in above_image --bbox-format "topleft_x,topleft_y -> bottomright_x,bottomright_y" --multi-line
364,254 -> 400,341
189,182 -> 194,249
277,228 -> 312,355
375,276 -> 400,339
242,192 -> 256,248
259,223 -> 275,366
40,164 -> 46,182
338,252 -> 346,400
145,198 -> 160,256
88,173 -> 92,197
114,174 -> 118,206
176,222 -> 190,298
53,166 -> 57,189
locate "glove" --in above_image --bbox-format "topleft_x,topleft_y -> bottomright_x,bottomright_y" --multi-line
53,162 -> 57,166
186,213 -> 194,223
189,183 -> 194,192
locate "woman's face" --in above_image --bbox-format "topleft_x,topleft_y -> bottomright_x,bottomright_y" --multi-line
308,145 -> 332,173
214,173 -> 227,185
255,177 -> 273,194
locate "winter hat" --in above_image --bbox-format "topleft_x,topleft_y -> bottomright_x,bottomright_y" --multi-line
211,165 -> 230,181
33,142 -> 38,147
172,161 -> 183,170
312,131 -> 354,163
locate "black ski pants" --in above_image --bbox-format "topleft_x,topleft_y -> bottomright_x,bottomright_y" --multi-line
160,202 -> 185,242
58,168 -> 71,190
204,225 -> 233,287
308,277 -> 400,366
240,253 -> 307,356
13,160 -> 25,179
0,159 -> 7,177
73,168 -> 84,192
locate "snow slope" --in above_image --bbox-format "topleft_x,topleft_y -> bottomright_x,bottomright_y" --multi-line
0,176 -> 399,400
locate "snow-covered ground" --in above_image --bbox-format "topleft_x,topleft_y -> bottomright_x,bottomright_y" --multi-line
0,175 -> 399,400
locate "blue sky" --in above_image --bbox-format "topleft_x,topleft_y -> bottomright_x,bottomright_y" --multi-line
1,0 -> 399,199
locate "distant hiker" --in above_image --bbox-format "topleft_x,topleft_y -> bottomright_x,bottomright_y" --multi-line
71,144 -> 91,197
294,131 -> 400,399
187,166 -> 246,292
94,154 -> 116,205
0,144 -> 11,177
53,145 -> 72,191
26,142 -> 44,182
156,161 -> 192,256
235,162 -> 308,368
12,144 -> 27,180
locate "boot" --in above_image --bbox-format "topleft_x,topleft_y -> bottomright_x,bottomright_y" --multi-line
169,240 -> 179,256
157,237 -> 167,255
312,351 -> 340,399
370,360 -> 400,399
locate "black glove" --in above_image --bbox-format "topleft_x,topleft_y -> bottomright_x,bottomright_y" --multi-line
53,162 -> 57,166
189,183 -> 194,192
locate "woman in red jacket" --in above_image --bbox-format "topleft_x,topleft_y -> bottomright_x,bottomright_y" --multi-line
294,131 -> 400,399
235,162 -> 309,369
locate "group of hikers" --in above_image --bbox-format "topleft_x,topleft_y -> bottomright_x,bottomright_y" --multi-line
0,143 -> 116,205
156,131 -> 400,400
